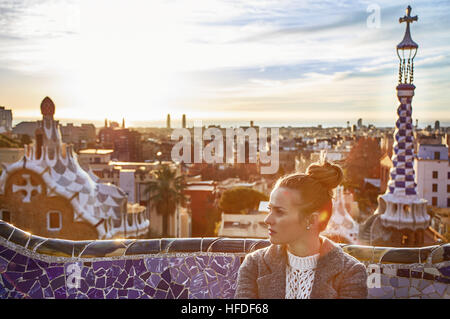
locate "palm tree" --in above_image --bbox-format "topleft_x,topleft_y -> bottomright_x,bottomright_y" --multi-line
145,164 -> 187,238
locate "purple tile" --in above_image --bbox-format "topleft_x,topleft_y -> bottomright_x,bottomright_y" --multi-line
133,259 -> 145,273
95,277 -> 106,289
157,279 -> 169,291
390,277 -> 399,287
169,267 -> 179,280
124,277 -> 134,289
210,259 -> 228,276
168,257 -> 185,268
0,249 -> 15,261
26,259 -> 39,271
111,260 -> 125,268
28,282 -> 43,299
43,286 -> 54,298
180,264 -> 190,278
117,270 -> 128,285
85,269 -> 95,286
35,260 -> 49,269
106,288 -> 118,299
112,265 -> 121,277
173,269 -> 189,286
145,258 -> 167,273
395,287 -> 408,298
154,289 -> 167,299
125,260 -> 132,272
167,289 -> 175,299
204,268 -> 217,283
195,256 -> 210,268
54,287 -> 67,299
38,275 -> 49,288
148,274 -> 161,288
79,279 -> 89,294
106,276 -> 116,287
190,272 -> 207,289
139,272 -> 151,282
436,276 -> 450,284
118,289 -> 128,297
50,276 -> 65,291
185,257 -> 196,269
0,257 -> 8,272
128,289 -> 139,299
15,279 -> 35,294
93,261 -> 112,272
161,268 -> 171,283
170,283 -> 184,298
143,285 -> 156,297
7,262 -> 25,272
209,281 -> 222,298
47,267 -> 64,280
3,271 -> 22,282
23,269 -> 43,280
438,266 -> 450,277
11,254 -> 28,266
87,288 -> 104,299
95,268 -> 106,277
179,289 -> 188,299
134,277 -> 146,290
190,290 -> 209,299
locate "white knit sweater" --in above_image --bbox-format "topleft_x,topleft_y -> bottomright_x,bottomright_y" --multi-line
285,251 -> 320,299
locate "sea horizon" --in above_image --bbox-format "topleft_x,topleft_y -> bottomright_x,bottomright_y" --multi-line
11,117 -> 448,130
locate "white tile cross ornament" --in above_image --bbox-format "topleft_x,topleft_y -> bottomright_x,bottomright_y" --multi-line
12,174 -> 42,203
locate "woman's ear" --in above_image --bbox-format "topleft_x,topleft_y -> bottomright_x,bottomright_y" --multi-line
309,212 -> 321,228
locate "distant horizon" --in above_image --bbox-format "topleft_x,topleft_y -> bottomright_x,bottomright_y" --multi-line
11,115 -> 447,130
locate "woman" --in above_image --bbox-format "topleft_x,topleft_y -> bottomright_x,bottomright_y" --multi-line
235,159 -> 368,299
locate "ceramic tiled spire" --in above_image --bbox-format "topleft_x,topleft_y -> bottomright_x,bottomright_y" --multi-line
378,6 -> 429,234
387,84 -> 416,196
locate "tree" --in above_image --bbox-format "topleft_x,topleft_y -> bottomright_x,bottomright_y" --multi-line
344,137 -> 381,189
219,187 -> 268,214
145,165 -> 187,238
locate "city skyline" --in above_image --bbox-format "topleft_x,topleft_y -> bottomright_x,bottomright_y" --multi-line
1,0 -> 449,127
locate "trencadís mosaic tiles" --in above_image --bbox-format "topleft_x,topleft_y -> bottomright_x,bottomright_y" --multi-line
0,221 -> 449,298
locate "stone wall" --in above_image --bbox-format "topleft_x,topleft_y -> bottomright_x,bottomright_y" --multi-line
0,221 -> 449,299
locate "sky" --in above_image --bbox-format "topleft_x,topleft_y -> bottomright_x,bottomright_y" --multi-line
0,0 -> 449,128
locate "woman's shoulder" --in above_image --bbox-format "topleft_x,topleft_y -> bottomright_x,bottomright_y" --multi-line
241,244 -> 283,267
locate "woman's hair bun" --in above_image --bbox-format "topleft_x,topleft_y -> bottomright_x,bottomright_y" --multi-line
305,159 -> 343,190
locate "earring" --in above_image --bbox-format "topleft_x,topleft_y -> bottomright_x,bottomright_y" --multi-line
306,225 -> 310,230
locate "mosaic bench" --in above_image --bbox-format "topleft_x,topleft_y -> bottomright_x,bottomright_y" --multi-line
0,221 -> 449,299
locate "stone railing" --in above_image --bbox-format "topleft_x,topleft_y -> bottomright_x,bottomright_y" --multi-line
0,221 -> 449,299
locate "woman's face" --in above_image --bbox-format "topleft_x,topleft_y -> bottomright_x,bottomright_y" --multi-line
265,186 -> 309,245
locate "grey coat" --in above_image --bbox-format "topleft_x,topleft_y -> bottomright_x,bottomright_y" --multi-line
234,236 -> 368,299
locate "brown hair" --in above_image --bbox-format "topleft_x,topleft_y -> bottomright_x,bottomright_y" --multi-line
273,157 -> 343,231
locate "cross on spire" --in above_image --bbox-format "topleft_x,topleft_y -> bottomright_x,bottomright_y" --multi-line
399,6 -> 418,26
397,5 -> 418,50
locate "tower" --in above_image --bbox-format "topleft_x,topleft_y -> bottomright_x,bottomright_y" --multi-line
166,114 -> 171,129
182,114 -> 186,129
376,6 -> 429,246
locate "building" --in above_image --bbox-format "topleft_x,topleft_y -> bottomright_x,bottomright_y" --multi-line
184,181 -> 217,237
0,97 -> 149,240
12,121 -> 37,138
60,123 -> 96,151
0,106 -> 12,133
77,149 -> 114,174
98,124 -> 143,162
414,144 -> 449,208
80,158 -> 191,238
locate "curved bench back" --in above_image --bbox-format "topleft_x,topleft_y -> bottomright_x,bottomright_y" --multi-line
0,221 -> 449,298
